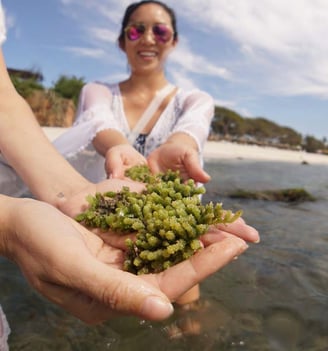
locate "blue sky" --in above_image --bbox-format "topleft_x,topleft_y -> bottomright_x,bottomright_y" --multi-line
2,0 -> 328,140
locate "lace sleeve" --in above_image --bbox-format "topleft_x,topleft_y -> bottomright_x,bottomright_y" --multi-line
74,82 -> 121,132
53,82 -> 122,157
171,90 -> 214,151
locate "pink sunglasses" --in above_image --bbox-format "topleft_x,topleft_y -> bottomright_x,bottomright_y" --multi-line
124,23 -> 173,43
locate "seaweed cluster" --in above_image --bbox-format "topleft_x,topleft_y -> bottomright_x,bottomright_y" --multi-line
76,166 -> 242,274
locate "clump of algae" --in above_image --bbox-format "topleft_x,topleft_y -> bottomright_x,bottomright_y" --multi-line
76,165 -> 242,274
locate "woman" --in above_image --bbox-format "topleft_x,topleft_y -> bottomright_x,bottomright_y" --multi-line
53,0 -> 216,306
0,2 -> 259,348
53,0 -> 213,184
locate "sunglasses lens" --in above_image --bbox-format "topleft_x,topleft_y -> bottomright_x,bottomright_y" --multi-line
153,24 -> 172,42
125,24 -> 172,43
126,25 -> 144,41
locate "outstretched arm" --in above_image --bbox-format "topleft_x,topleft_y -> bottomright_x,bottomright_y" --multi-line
0,194 -> 251,324
0,50 -> 145,215
148,90 -> 214,182
94,130 -> 147,178
0,49 -> 90,207
148,132 -> 211,183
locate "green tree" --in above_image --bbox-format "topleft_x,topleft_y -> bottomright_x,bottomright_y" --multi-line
278,127 -> 302,146
9,73 -> 44,98
51,75 -> 85,106
212,107 -> 245,136
303,135 -> 325,153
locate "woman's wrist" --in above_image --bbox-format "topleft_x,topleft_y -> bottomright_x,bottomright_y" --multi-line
166,132 -> 199,151
93,129 -> 129,156
50,177 -> 90,210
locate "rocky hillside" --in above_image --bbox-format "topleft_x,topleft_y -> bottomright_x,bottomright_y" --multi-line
26,90 -> 76,127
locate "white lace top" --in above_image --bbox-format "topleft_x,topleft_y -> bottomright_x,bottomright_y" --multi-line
53,82 -> 214,182
0,1 -> 6,46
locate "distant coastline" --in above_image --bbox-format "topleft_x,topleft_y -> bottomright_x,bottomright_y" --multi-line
42,127 -> 328,165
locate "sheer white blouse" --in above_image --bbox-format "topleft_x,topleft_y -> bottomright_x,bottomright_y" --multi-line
53,82 -> 214,182
0,1 -> 6,45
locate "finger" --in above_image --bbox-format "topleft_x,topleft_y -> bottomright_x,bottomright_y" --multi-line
37,281 -> 118,325
106,152 -> 125,179
147,154 -> 162,174
60,258 -> 174,322
215,217 -> 260,243
96,178 -> 145,194
93,229 -> 136,250
145,236 -> 248,302
183,152 -> 211,183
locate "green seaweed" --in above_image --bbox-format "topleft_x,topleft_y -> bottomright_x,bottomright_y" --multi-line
76,166 -> 242,274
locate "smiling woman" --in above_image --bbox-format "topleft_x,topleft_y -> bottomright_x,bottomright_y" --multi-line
52,0 -> 215,307
53,0 -> 214,184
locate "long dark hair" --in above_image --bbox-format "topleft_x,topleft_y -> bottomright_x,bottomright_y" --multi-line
118,0 -> 178,48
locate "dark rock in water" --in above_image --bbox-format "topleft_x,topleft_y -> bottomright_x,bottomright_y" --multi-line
229,188 -> 316,203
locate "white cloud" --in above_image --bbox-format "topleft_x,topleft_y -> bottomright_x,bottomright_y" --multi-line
63,46 -> 106,58
4,13 -> 15,30
169,0 -> 328,98
59,0 -> 231,87
169,68 -> 198,91
2,6 -> 20,39
59,0 -> 328,99
88,27 -> 117,44
170,36 -> 231,80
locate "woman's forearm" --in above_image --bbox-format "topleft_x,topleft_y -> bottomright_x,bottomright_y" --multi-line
92,128 -> 130,156
0,99 -> 89,206
166,132 -> 199,151
0,50 -> 90,206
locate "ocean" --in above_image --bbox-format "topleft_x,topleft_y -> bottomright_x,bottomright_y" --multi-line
1,159 -> 327,350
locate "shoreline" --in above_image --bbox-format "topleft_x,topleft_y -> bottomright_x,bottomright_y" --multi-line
203,140 -> 328,165
42,127 -> 328,165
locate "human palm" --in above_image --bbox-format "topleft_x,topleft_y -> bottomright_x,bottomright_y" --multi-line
148,143 -> 211,183
4,197 -> 256,324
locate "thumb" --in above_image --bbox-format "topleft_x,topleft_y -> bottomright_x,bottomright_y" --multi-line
184,151 -> 211,183
68,259 -> 174,321
105,152 -> 125,179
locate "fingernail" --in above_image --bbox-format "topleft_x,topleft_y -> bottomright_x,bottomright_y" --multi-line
238,241 -> 249,254
141,297 -> 174,319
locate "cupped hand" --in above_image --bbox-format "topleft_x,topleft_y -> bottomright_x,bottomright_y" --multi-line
105,144 -> 147,179
4,197 -> 249,325
58,178 -> 145,218
147,142 -> 211,183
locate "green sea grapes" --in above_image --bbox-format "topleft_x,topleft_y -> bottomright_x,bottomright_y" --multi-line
76,165 -> 242,274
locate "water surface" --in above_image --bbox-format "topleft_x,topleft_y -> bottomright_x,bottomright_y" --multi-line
1,159 -> 327,350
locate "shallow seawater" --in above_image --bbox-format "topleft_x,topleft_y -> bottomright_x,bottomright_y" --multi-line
1,159 -> 328,350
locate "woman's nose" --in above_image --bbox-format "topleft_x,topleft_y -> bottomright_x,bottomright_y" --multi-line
141,28 -> 156,44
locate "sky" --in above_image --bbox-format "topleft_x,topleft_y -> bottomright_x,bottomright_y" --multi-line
2,0 -> 328,140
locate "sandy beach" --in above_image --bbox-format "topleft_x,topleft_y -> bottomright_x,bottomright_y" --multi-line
43,127 -> 328,165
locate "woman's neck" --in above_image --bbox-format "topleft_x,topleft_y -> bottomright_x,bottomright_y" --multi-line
122,72 -> 169,94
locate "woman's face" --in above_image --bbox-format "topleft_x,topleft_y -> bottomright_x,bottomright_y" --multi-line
121,3 -> 177,75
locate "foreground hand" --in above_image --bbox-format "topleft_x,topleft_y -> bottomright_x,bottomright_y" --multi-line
147,143 -> 211,183
2,197 -> 250,324
105,144 -> 147,179
58,178 -> 145,218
